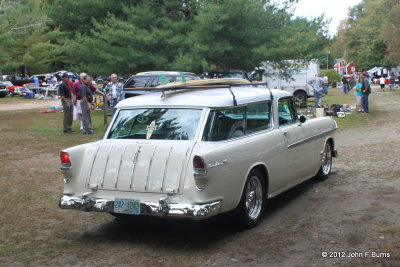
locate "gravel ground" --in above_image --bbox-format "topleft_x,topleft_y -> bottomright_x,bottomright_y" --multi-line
0,98 -> 59,111
0,87 -> 399,266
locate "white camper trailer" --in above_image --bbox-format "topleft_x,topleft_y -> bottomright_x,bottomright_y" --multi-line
260,60 -> 320,102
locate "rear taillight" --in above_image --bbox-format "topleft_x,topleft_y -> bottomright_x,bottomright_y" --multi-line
193,155 -> 207,178
60,151 -> 71,170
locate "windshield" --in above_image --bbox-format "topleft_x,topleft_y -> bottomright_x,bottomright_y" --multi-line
1,81 -> 13,86
107,108 -> 202,140
209,72 -> 245,79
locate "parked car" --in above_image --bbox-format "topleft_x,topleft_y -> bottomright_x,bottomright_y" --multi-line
0,81 -> 26,96
30,71 -> 79,84
95,76 -> 125,85
59,79 -> 338,228
0,82 -> 10,97
207,70 -> 249,80
3,74 -> 32,86
123,71 -> 201,98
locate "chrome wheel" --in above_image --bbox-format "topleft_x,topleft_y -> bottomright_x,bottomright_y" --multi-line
322,142 -> 332,175
245,176 -> 263,220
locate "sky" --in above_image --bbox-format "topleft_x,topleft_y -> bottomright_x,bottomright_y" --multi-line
292,0 -> 363,36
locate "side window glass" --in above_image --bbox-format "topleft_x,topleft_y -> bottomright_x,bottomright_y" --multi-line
246,102 -> 272,133
288,98 -> 298,122
126,76 -> 150,88
203,107 -> 245,141
150,77 -> 160,87
278,98 -> 296,126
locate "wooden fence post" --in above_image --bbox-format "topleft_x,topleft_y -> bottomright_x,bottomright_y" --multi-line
103,95 -> 108,125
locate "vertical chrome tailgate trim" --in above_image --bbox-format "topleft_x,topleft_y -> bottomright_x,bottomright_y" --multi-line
178,147 -> 190,193
100,145 -> 114,187
114,145 -> 127,188
86,145 -> 101,187
129,146 -> 141,189
145,146 -> 157,191
161,146 -> 173,191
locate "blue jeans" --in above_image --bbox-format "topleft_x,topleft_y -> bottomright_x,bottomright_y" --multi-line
111,98 -> 118,115
323,83 -> 328,95
314,90 -> 323,107
342,84 -> 349,94
362,94 -> 369,113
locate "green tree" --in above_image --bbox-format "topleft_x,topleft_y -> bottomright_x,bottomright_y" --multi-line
335,0 -> 395,69
59,1 -> 197,75
0,0 -> 62,76
384,0 -> 400,65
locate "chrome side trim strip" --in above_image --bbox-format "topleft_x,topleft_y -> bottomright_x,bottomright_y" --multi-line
178,147 -> 190,193
114,145 -> 127,188
161,146 -> 173,191
287,128 -> 336,148
129,146 -> 141,189
86,146 -> 101,187
145,146 -> 157,190
59,194 -> 222,219
101,145 -> 114,187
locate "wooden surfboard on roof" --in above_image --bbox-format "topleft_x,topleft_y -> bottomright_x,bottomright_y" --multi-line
156,78 -> 250,89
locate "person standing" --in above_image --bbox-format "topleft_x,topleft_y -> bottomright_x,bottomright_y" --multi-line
379,76 -> 386,91
73,72 -> 104,131
341,76 -> 349,94
58,73 -> 74,134
389,74 -> 395,91
355,78 -> 363,113
105,74 -> 125,115
80,75 -> 105,134
308,74 -> 324,108
322,75 -> 329,95
361,73 -> 371,114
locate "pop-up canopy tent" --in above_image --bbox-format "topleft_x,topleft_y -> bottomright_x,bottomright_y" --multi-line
367,67 -> 389,77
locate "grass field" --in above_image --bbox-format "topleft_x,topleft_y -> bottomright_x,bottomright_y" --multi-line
299,86 -> 382,130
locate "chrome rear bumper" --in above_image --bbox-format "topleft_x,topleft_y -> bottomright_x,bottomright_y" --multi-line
59,195 -> 222,219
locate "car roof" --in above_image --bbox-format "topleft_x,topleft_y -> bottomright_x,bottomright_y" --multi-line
135,71 -> 198,76
117,86 -> 291,109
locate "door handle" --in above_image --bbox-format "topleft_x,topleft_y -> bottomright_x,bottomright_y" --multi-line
283,131 -> 288,136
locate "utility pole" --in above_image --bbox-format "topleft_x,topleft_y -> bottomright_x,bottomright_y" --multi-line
326,51 -> 330,69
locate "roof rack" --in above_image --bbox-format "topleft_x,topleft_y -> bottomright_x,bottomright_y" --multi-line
157,82 -> 269,106
125,79 -> 269,107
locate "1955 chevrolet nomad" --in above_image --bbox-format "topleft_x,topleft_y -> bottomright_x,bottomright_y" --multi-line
59,79 -> 337,228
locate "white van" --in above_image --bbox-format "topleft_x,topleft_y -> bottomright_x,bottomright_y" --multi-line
259,60 -> 320,102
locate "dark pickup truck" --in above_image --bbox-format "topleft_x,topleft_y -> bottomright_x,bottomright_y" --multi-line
3,74 -> 32,86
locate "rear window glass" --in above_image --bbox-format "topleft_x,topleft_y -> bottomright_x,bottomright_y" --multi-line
107,108 -> 202,140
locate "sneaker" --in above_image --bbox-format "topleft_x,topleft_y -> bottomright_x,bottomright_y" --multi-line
66,130 -> 73,134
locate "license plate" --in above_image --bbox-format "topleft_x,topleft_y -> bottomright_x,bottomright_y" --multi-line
114,198 -> 140,215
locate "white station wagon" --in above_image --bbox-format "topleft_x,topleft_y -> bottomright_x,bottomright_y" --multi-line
59,79 -> 338,228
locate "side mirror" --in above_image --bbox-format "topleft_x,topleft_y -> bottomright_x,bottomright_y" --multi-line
299,115 -> 307,124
